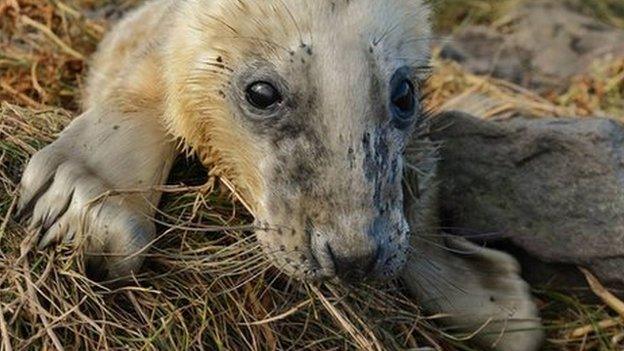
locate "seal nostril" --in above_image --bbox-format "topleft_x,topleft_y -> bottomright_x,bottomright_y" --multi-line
366,245 -> 382,273
326,242 -> 337,270
326,242 -> 381,282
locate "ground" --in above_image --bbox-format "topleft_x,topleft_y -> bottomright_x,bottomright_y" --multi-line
1,0 -> 623,350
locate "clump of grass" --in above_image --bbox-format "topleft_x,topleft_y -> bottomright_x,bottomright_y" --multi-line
431,0 -> 624,32
538,288 -> 624,351
1,103 -> 454,350
430,0 -> 519,32
557,58 -> 624,118
425,52 -> 581,119
0,1 -> 105,111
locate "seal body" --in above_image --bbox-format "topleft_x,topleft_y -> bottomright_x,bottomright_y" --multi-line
18,1 -> 544,349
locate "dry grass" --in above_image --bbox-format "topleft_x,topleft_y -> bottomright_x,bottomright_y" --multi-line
432,0 -> 624,31
1,0 -> 624,350
0,107 -> 450,349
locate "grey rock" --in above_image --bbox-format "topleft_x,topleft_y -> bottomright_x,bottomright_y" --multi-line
429,111 -> 624,295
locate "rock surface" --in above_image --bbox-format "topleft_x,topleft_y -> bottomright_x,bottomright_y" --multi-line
441,1 -> 624,92
429,111 -> 624,295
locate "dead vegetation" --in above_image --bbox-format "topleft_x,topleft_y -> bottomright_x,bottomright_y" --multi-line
1,0 -> 623,350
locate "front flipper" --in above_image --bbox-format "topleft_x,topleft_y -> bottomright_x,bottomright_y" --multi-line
18,106 -> 177,280
402,234 -> 544,351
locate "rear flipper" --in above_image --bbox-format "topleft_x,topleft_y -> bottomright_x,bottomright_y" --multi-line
402,235 -> 544,351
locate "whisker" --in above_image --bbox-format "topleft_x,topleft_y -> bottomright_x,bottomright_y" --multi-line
373,21 -> 403,46
275,0 -> 304,45
409,235 -> 481,255
215,35 -> 294,54
201,61 -> 235,73
400,35 -> 448,44
420,230 -> 511,240
418,256 -> 469,295
204,14 -> 240,35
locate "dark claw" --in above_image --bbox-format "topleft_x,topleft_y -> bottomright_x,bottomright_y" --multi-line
14,203 -> 25,222
36,226 -> 48,249
14,193 -> 29,222
40,209 -> 53,231
38,225 -> 57,250
42,189 -> 74,231
15,176 -> 55,224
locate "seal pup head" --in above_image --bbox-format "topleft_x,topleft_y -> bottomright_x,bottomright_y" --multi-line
165,0 -> 431,281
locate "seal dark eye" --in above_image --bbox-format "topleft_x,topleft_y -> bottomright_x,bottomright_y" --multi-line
392,80 -> 415,113
389,67 -> 418,130
245,81 -> 281,110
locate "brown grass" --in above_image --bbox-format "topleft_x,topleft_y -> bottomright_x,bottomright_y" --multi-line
1,1 -> 624,350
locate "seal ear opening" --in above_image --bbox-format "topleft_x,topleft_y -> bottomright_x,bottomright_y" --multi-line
402,235 -> 545,351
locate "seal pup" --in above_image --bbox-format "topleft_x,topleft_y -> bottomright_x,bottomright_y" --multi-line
17,1 -> 543,349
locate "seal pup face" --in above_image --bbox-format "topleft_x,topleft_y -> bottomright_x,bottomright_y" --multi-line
166,0 -> 431,281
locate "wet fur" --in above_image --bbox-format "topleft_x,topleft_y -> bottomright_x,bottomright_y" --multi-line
18,0 -> 543,349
